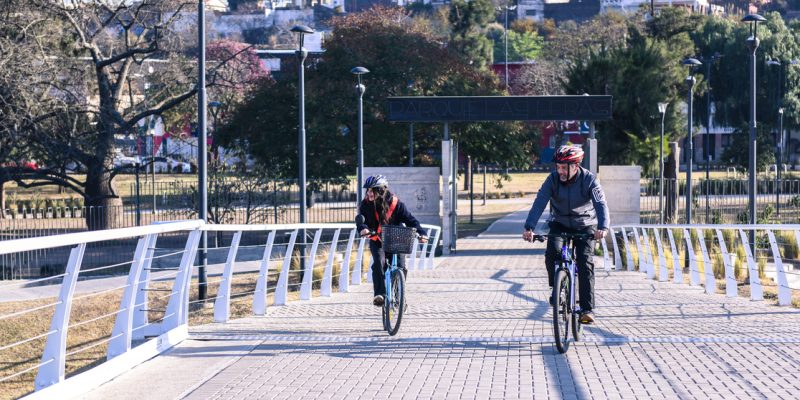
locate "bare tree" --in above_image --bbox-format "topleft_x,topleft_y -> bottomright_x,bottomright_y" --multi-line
0,1 -> 264,229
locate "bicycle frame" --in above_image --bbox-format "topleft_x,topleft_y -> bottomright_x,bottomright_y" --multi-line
559,238 -> 580,315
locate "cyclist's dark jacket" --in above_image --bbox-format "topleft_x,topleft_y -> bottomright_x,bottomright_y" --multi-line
357,192 -> 426,238
524,167 -> 610,232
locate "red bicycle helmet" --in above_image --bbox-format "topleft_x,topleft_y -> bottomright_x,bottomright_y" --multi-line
553,145 -> 584,164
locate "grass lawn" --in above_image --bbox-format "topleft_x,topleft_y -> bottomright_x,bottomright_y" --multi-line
456,199 -> 531,239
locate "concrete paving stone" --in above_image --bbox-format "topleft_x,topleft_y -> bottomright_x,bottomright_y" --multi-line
77,208 -> 800,400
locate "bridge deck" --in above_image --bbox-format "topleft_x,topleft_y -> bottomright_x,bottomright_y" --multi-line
80,210 -> 800,400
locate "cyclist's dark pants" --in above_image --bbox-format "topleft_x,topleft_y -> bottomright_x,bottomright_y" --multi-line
369,240 -> 406,296
545,222 -> 596,312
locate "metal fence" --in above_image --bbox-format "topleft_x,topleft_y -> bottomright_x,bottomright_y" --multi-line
640,177 -> 800,225
1,179 -> 359,279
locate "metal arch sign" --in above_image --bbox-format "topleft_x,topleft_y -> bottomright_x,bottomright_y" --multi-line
386,95 -> 613,122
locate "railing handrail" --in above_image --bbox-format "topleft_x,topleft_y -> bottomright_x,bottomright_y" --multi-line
0,220 -> 442,399
0,220 -> 204,255
612,223 -> 800,230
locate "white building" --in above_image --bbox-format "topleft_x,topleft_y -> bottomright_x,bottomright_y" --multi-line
600,0 -> 725,16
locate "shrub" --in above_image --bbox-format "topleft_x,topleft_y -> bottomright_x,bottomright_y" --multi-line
779,231 -> 799,260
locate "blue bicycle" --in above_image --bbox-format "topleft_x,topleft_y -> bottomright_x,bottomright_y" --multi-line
533,232 -> 593,353
356,216 -> 418,336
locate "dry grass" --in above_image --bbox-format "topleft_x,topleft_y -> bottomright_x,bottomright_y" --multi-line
0,248 -> 370,400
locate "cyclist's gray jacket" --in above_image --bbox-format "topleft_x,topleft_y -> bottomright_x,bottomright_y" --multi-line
523,167 -> 610,232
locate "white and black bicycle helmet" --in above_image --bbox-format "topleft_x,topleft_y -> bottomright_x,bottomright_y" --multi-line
363,175 -> 388,189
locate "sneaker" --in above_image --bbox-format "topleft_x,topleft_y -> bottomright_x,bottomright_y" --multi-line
579,311 -> 595,324
549,293 -> 556,306
373,295 -> 384,306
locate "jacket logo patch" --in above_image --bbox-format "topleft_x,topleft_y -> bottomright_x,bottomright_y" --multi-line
592,187 -> 605,203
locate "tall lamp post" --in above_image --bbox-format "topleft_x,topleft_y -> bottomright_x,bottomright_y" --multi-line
497,3 -> 517,91
292,25 -> 313,222
197,0 -> 209,300
350,66 -> 369,205
658,102 -> 669,225
743,14 -> 766,253
699,53 -> 722,223
683,57 -> 702,225
292,25 -> 314,274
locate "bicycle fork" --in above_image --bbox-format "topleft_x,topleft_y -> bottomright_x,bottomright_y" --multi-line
385,254 -> 397,304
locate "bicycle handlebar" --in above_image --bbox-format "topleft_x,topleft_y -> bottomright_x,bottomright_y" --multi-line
355,215 -> 427,240
531,232 -> 595,243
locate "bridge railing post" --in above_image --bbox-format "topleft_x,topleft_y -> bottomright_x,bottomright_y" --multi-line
214,231 -> 243,323
321,229 -> 341,297
34,244 -> 86,390
275,229 -> 298,305
339,229 -> 356,293
300,229 -> 323,300
253,230 -> 277,316
108,234 -> 158,361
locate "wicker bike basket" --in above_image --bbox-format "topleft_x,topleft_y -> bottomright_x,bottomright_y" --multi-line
381,225 -> 418,254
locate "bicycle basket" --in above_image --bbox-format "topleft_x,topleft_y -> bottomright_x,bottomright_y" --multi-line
381,225 -> 417,254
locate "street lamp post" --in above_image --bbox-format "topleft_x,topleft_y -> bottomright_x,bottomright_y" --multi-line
683,57 -> 702,225
197,0 -> 209,300
350,66 -> 369,205
658,102 -> 669,225
498,3 -> 517,91
700,53 -> 722,223
292,25 -> 313,221
778,107 -> 784,216
743,14 -> 766,253
292,25 -> 314,274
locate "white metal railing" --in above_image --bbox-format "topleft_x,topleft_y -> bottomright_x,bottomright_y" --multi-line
0,221 -> 442,399
603,224 -> 800,306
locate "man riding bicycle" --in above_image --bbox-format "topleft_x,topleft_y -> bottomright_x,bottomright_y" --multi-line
522,145 -> 610,324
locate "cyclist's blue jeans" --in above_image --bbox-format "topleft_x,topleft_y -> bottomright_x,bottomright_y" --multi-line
545,222 -> 596,312
369,240 -> 406,296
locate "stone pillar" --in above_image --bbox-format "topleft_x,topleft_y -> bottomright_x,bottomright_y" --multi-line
598,166 -> 640,224
583,138 -> 598,174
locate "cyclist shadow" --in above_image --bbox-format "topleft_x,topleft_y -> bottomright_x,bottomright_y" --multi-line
490,269 -> 628,346
490,269 -> 550,321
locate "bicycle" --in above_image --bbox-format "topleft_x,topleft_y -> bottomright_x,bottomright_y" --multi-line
532,232 -> 594,353
355,215 -> 419,336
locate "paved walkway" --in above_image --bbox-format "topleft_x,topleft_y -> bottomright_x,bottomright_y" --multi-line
80,210 -> 800,400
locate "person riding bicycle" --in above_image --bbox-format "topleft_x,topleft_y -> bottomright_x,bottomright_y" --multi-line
357,175 -> 428,306
522,145 -> 610,324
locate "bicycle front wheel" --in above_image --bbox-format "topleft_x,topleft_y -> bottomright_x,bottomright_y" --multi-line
384,269 -> 405,336
571,278 -> 582,341
552,269 -> 571,353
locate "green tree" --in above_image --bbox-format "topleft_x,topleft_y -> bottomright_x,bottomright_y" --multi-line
218,6 -> 532,180
562,26 -> 690,166
489,28 -> 543,62
448,0 -> 496,68
721,125 -> 776,171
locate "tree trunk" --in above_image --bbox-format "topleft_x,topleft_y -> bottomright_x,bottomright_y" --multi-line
84,161 -> 123,230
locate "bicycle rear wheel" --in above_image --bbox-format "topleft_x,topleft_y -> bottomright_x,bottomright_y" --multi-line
552,269 -> 571,353
384,269 -> 405,336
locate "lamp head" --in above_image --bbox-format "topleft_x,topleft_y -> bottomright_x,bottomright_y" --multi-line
291,25 -> 315,49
